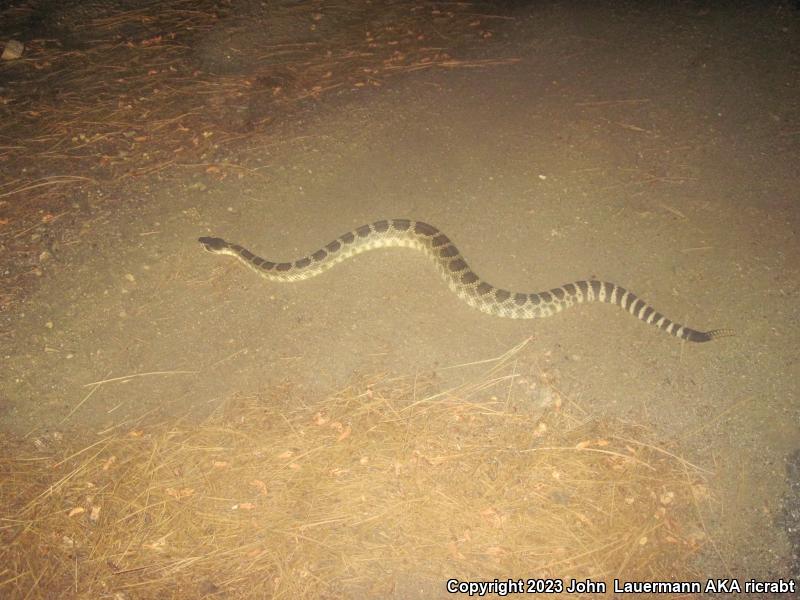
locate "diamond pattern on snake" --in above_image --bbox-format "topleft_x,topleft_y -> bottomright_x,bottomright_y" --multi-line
199,219 -> 732,343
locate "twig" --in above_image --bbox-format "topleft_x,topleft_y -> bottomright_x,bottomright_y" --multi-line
83,370 -> 198,387
0,176 -> 95,200
521,446 -> 657,471
61,374 -> 108,423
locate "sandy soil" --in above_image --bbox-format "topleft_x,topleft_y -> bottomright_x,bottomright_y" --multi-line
2,0 -> 798,593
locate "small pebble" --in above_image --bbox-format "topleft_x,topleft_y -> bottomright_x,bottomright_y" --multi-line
1,39 -> 24,61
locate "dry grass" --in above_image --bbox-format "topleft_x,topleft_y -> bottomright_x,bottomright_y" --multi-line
0,0 -> 519,312
0,0 -> 515,193
0,343 -> 715,598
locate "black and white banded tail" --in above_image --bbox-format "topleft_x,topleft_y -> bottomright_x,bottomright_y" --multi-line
549,280 -> 731,342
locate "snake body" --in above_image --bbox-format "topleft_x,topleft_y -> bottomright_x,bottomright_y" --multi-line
199,219 -> 731,342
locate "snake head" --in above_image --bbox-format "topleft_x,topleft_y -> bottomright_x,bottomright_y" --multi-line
198,237 -> 228,253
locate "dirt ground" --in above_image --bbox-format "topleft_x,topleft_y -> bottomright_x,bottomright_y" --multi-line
1,0 -> 799,596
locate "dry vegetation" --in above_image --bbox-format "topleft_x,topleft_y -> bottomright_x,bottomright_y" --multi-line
0,3 -> 732,598
1,342 -> 717,598
0,0 -> 517,310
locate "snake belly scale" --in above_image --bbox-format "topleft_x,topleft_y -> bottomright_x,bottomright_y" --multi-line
199,219 -> 732,343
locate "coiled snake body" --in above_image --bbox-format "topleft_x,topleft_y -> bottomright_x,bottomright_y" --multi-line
199,219 -> 731,342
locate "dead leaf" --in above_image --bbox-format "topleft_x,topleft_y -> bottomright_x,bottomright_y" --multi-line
250,480 -> 268,496
166,487 -> 195,499
144,534 -> 170,551
337,425 -> 352,442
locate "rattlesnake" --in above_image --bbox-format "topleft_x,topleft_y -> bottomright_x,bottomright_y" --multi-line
199,218 -> 732,342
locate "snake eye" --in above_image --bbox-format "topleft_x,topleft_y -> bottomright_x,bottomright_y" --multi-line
198,237 -> 227,252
